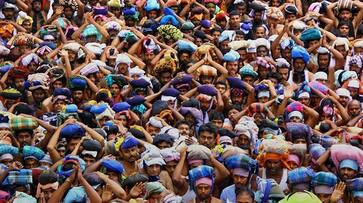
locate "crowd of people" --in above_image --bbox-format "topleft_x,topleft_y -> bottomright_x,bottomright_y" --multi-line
0,0 -> 362,202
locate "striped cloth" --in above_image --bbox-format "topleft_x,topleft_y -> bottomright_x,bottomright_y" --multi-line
311,172 -> 337,187
288,167 -> 315,184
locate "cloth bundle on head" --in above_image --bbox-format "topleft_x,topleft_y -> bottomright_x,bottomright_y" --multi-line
85,42 -> 106,56
309,144 -> 326,164
0,45 -> 10,56
197,65 -> 217,77
160,148 -> 180,162
0,144 -> 18,157
21,53 -> 40,67
114,135 -> 140,151
309,81 -> 329,95
224,154 -> 258,176
334,70 -> 358,87
8,66 -> 29,79
9,192 -> 36,203
101,159 -> 124,174
312,172 -> 337,194
157,25 -> 183,41
227,77 -> 245,90
197,84 -> 217,96
115,53 -> 132,71
228,40 -> 250,51
330,144 -> 363,171
292,46 -> 310,64
349,54 -> 363,69
108,0 -> 122,8
187,144 -> 211,162
0,88 -> 22,100
257,139 -> 290,169
144,182 -> 165,199
82,25 -> 102,41
23,146 -> 45,161
188,165 -> 214,189
338,0 -> 353,10
256,57 -> 271,69
57,155 -> 86,178
60,123 -> 85,139
90,103 -> 115,121
278,191 -> 321,203
0,23 -> 15,39
142,150 -> 166,167
255,38 -> 270,50
69,76 -> 87,91
288,167 -> 315,186
300,28 -> 321,43
223,50 -> 240,62
332,37 -> 350,51
80,62 -> 100,76
239,64 -> 258,79
219,30 -> 236,42
177,40 -> 197,53
286,122 -> 312,143
154,50 -> 178,75
267,7 -> 284,21
10,116 -> 38,131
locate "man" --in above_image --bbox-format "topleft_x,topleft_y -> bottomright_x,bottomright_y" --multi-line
188,165 -> 222,203
221,154 -> 256,203
347,100 -> 362,118
198,123 -> 218,149
116,136 -> 140,177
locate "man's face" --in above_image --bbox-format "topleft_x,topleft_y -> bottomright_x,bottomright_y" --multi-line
242,76 -> 254,86
146,125 -> 160,136
25,158 -> 37,169
110,84 -> 121,96
17,131 -> 32,147
195,184 -> 212,201
339,167 -> 357,181
64,7 -> 74,18
308,40 -> 320,49
282,48 -> 291,60
33,1 -> 42,11
67,138 -> 81,152
298,97 -> 310,106
2,8 -> 15,20
338,96 -> 350,107
159,72 -> 172,85
211,119 -> 223,128
258,66 -> 268,79
42,188 -> 56,201
147,10 -> 158,19
233,174 -> 248,188
237,134 -> 250,149
230,15 -> 241,28
227,61 -> 239,75
255,27 -> 265,39
146,164 -> 161,176
165,160 -> 177,175
315,193 -> 331,203
200,75 -> 213,85
335,45 -> 348,58
198,131 -> 215,148
177,124 -> 190,137
54,100 -> 66,112
265,159 -> 282,174
83,155 -> 96,167
120,146 -> 140,163
14,78 -> 25,90
156,141 -> 171,149
293,58 -> 306,72
348,101 -> 362,117
318,54 -> 330,71
278,67 -> 289,82
215,84 -> 226,94
339,10 -> 352,21
179,52 -> 190,64
72,90 -> 83,102
257,46 -> 268,57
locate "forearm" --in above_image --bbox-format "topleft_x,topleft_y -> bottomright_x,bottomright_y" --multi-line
84,160 -> 102,173
79,176 -> 102,203
187,59 -> 205,74
102,177 -> 127,199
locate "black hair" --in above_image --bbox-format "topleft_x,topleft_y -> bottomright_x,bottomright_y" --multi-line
267,72 -> 282,83
198,122 -> 218,137
229,10 -> 240,17
209,110 -> 225,121
14,129 -> 34,137
236,186 -> 255,200
229,104 -> 242,112
211,28 -> 223,34
215,80 -> 227,86
175,120 -> 191,128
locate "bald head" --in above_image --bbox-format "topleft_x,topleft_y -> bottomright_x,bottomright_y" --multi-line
347,100 -> 362,117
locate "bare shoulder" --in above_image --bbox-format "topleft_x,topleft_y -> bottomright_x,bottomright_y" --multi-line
212,197 -> 223,203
